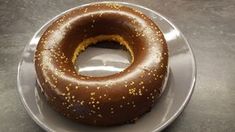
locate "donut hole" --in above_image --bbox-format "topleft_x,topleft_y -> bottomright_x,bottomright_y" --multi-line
74,38 -> 133,77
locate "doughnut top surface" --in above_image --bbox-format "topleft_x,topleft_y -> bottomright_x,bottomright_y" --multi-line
34,2 -> 168,126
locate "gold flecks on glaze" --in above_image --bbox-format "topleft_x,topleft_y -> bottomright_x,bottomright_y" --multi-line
90,92 -> 95,96
35,2 -> 168,125
97,114 -> 103,118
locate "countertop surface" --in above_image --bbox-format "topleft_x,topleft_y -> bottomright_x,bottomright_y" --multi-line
0,0 -> 234,131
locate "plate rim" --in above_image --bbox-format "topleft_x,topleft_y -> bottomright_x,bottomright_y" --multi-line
17,1 -> 197,132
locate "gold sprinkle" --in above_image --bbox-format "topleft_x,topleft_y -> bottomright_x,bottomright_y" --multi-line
80,101 -> 84,105
138,89 -> 142,96
90,97 -> 95,100
97,114 -> 102,118
66,86 -> 69,91
139,81 -> 144,85
91,110 -> 96,114
79,115 -> 84,119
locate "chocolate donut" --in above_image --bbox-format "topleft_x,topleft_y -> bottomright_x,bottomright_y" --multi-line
34,3 -> 168,126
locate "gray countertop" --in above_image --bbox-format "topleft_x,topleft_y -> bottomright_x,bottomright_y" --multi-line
0,0 -> 234,131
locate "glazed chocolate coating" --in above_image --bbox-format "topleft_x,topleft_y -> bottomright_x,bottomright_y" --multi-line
34,3 -> 168,126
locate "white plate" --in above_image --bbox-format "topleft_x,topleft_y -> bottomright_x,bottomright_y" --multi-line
17,1 -> 196,132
